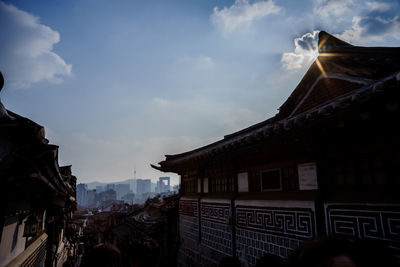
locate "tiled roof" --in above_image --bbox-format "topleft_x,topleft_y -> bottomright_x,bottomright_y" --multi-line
1,73 -> 76,199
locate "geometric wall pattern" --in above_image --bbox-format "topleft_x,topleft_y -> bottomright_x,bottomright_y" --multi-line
200,202 -> 232,256
236,206 -> 315,239
325,203 -> 400,255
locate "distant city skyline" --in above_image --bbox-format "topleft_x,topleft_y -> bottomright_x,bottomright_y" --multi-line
1,0 -> 399,184
76,176 -> 176,207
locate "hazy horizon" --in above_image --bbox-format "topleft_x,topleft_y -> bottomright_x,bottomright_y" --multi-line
82,177 -> 179,187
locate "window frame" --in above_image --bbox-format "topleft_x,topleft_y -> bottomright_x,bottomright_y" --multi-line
260,168 -> 282,191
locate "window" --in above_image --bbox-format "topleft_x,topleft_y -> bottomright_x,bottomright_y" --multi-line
183,179 -> 197,193
261,169 -> 282,191
250,165 -> 299,192
329,154 -> 390,188
249,171 -> 261,192
209,176 -> 234,193
392,152 -> 400,185
182,172 -> 198,193
282,166 -> 298,191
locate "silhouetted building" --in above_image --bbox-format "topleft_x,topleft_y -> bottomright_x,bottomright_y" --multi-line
172,184 -> 179,193
121,193 -> 135,204
152,32 -> 400,266
136,179 -> 151,194
106,184 -> 116,191
77,183 -> 88,208
97,189 -> 117,207
115,184 -> 131,200
87,189 -> 97,208
156,177 -> 171,193
96,185 -> 105,193
128,179 -> 137,194
0,72 -> 77,267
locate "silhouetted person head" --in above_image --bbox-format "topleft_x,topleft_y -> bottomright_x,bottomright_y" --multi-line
128,241 -> 160,267
287,238 -> 356,267
80,243 -> 123,267
256,253 -> 284,267
287,237 -> 397,267
219,256 -> 241,267
350,239 -> 397,267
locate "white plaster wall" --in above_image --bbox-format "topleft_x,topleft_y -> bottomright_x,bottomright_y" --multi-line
235,199 -> 315,209
181,196 -> 198,201
237,172 -> 249,192
0,216 -> 27,267
200,198 -> 231,204
203,178 -> 208,193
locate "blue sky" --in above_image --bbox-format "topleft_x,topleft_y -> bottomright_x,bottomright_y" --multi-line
1,0 -> 399,184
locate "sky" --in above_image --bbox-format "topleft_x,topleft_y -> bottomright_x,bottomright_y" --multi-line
1,0 -> 399,185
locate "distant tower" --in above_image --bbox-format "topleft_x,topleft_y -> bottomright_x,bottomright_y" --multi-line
134,167 -> 136,179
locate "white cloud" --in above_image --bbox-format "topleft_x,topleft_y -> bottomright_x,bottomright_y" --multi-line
314,0 -> 354,18
281,0 -> 400,71
365,1 -> 391,12
211,0 -> 281,34
281,31 -> 319,71
312,0 -> 400,45
337,15 -> 400,44
0,2 -> 72,89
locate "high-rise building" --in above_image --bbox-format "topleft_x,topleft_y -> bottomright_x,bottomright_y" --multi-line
97,189 -> 117,204
155,177 -> 170,193
127,179 -> 137,194
151,181 -> 156,192
87,189 -> 97,207
121,193 -> 135,204
136,179 -> 151,194
77,183 -> 88,207
96,185 -> 105,193
116,184 -> 131,200
106,184 -> 116,191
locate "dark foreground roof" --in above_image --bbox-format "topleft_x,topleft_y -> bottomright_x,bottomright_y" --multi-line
0,72 -> 76,202
152,31 -> 400,172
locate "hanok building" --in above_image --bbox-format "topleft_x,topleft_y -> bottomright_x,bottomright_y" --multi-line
0,73 -> 77,267
152,32 -> 400,266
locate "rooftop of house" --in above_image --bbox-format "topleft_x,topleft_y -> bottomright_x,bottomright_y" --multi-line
0,72 -> 76,201
152,31 -> 400,172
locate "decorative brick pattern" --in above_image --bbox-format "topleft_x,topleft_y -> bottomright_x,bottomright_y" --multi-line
201,219 -> 232,255
180,215 -> 199,242
200,202 -> 232,256
236,206 -> 315,239
180,200 -> 198,217
200,202 -> 230,224
179,200 -> 316,266
179,200 -> 199,242
326,204 -> 400,240
236,228 -> 301,265
326,204 -> 400,255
